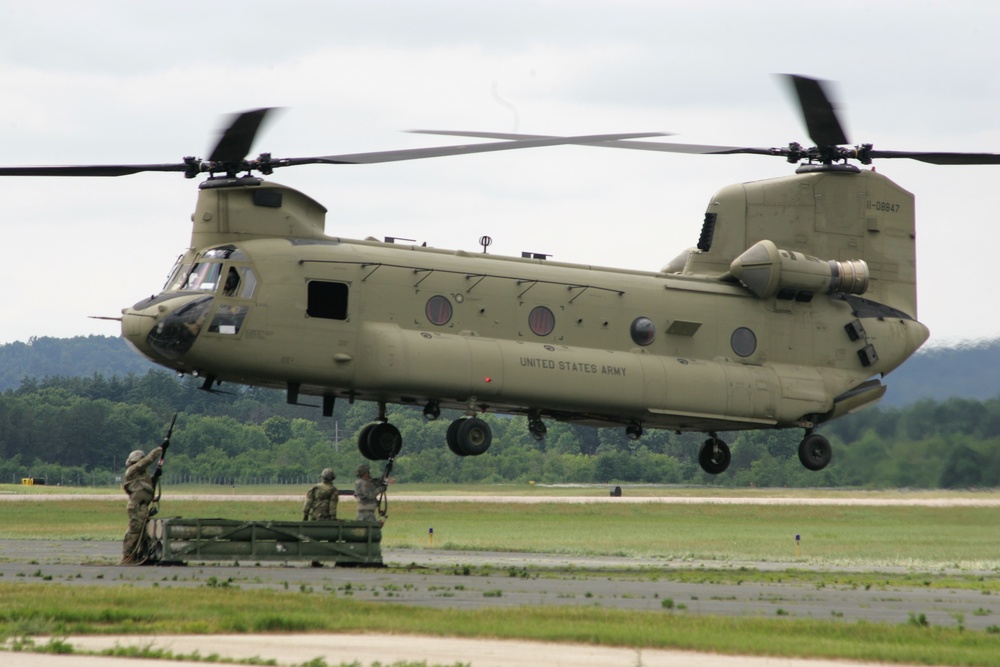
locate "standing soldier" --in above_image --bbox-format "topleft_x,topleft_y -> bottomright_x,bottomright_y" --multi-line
354,463 -> 385,522
121,446 -> 163,563
303,468 -> 339,521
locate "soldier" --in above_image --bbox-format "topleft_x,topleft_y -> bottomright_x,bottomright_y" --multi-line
354,463 -> 385,522
303,468 -> 338,521
121,446 -> 163,562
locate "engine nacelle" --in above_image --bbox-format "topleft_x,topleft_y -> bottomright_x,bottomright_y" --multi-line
729,240 -> 869,300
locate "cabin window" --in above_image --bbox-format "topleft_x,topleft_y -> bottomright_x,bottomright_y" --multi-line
307,281 -> 349,320
630,317 -> 656,346
426,295 -> 453,326
528,306 -> 555,336
731,327 -> 757,357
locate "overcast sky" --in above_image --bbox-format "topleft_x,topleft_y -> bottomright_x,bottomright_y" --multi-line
2,1 -> 998,349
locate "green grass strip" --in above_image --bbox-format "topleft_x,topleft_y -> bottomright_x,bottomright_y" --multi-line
2,583 -> 999,666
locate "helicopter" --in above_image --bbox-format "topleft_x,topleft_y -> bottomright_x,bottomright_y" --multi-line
3,75 -> 998,475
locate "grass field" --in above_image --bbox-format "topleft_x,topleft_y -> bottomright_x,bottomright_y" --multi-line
2,485 -> 1000,665
2,485 -> 999,570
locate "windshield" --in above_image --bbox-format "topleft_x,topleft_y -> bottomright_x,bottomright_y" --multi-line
162,257 -> 192,292
184,262 -> 223,292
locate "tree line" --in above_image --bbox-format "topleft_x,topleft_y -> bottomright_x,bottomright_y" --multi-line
1,370 -> 998,489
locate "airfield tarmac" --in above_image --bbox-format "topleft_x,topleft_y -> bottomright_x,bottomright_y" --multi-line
2,539 -> 986,667
2,494 -> 997,666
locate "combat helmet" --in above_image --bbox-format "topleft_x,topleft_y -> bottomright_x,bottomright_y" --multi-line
126,450 -> 145,466
321,468 -> 336,482
356,463 -> 371,477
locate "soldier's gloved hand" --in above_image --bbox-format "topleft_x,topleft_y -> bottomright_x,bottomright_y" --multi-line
161,438 -> 170,452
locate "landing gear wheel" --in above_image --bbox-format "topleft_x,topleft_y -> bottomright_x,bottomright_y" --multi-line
798,432 -> 832,471
698,437 -> 731,475
367,422 -> 402,460
357,422 -> 378,460
446,418 -> 464,456
456,417 -> 492,456
528,418 -> 547,441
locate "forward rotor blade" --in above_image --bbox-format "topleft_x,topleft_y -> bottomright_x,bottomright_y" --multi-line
784,74 -> 849,147
0,131 -> 667,178
269,132 -> 669,167
410,130 -> 772,156
865,150 -> 1000,165
208,108 -> 277,163
0,163 -> 189,177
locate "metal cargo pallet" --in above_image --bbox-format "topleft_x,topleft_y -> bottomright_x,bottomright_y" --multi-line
147,517 -> 382,566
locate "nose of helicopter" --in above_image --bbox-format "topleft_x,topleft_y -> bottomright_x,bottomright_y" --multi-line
121,293 -> 215,362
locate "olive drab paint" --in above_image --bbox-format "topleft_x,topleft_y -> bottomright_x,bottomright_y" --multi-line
14,76 -> 980,477
121,166 -> 928,474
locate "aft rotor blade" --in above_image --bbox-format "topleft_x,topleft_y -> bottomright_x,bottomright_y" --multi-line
784,74 -> 849,147
269,132 -> 670,166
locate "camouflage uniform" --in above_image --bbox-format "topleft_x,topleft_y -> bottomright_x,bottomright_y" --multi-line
303,468 -> 338,521
354,463 -> 385,522
121,446 -> 163,561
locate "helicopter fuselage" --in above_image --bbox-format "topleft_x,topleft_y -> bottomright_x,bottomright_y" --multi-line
122,177 -> 928,450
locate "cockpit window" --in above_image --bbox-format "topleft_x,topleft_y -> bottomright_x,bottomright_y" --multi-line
202,246 -> 247,261
163,259 -> 193,292
239,268 -> 258,299
223,267 -> 240,297
185,262 -> 223,291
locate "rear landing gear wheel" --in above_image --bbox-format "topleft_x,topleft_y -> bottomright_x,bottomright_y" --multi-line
798,432 -> 832,471
698,436 -> 731,475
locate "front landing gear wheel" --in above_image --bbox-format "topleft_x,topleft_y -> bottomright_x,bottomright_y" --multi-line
798,432 -> 832,471
456,417 -> 492,456
357,423 -> 378,460
698,437 -> 731,475
367,422 -> 402,460
446,417 -> 493,456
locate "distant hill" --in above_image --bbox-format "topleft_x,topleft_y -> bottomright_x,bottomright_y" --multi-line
1,335 -> 998,405
0,336 -> 158,391
879,338 -> 1000,406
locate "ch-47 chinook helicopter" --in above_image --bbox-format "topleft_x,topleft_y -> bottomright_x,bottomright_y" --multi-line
3,75 -> 998,475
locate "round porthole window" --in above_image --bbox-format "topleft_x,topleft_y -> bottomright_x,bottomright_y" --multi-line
731,327 -> 757,357
528,306 -> 555,336
630,317 -> 656,346
425,295 -> 453,325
